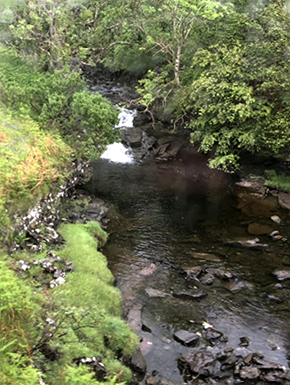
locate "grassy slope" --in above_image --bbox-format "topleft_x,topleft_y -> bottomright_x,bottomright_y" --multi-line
0,106 -> 71,227
0,110 -> 138,383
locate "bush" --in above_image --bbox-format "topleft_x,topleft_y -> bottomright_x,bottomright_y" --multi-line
0,48 -> 118,161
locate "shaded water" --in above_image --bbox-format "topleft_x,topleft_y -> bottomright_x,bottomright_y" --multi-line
85,126 -> 290,383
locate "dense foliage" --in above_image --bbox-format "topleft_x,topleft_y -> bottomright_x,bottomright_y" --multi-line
2,0 -> 289,170
0,48 -> 118,160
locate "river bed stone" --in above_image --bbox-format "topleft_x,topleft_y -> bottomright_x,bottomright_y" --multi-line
173,330 -> 200,347
173,290 -> 208,300
247,223 -> 274,235
273,270 -> 290,281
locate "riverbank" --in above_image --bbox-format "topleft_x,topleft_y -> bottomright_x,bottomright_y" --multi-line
3,60 -> 290,385
0,106 -> 141,384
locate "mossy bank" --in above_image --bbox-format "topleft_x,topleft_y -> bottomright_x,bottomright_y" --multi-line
1,221 -> 138,384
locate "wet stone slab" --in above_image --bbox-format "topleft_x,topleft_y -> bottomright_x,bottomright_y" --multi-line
173,330 -> 200,347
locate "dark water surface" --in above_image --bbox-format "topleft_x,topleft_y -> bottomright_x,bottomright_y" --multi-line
85,145 -> 290,383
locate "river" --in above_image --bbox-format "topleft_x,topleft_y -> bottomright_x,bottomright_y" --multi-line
84,101 -> 290,384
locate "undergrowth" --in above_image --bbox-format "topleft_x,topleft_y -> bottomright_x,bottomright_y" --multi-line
0,106 -> 71,227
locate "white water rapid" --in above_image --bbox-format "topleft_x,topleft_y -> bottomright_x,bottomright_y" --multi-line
100,107 -> 136,164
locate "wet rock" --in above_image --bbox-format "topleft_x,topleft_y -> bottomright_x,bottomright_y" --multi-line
273,270 -> 290,281
262,370 -> 290,382
272,234 -> 284,241
247,223 -> 274,235
145,288 -> 168,298
239,336 -> 250,347
278,192 -> 290,210
156,379 -> 176,385
271,215 -> 282,225
173,330 -> 200,347
139,263 -> 159,276
270,230 -> 284,241
202,328 -> 226,344
234,347 -> 253,360
84,198 -> 108,222
244,353 -> 254,365
274,283 -> 283,289
252,356 -> 286,371
146,375 -> 156,385
240,366 -> 261,380
227,238 -> 268,250
210,269 -> 235,281
130,348 -> 147,374
230,281 -> 248,293
173,290 -> 207,300
200,273 -> 215,285
155,140 -> 184,160
63,262 -> 75,272
183,266 -> 202,280
189,252 -> 221,262
178,350 -> 218,378
127,304 -> 143,332
220,354 -> 239,371
262,371 -> 285,382
155,143 -> 170,158
120,127 -> 143,147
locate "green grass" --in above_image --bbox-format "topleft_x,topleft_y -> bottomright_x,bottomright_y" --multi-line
265,169 -> 290,192
49,222 -> 138,383
0,259 -> 44,385
0,222 -> 139,384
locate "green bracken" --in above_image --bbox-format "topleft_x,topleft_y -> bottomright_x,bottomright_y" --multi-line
0,106 -> 71,227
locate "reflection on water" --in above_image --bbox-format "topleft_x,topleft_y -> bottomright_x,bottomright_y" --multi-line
85,153 -> 290,383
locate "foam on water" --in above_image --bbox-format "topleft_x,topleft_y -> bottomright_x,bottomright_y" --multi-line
100,142 -> 134,163
115,107 -> 137,129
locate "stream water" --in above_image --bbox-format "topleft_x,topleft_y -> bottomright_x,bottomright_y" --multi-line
84,103 -> 290,384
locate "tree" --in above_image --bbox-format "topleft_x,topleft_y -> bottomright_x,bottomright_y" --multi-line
182,0 -> 290,170
135,0 -> 229,86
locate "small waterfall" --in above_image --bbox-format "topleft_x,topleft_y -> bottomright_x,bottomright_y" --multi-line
115,107 -> 137,129
100,107 -> 136,163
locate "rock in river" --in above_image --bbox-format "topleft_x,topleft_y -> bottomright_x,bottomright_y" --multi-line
247,223 -> 274,235
173,290 -> 207,300
139,263 -> 159,276
273,270 -> 290,281
178,350 -> 218,378
145,288 -> 168,298
227,238 -> 268,250
173,330 -> 200,347
240,367 -> 261,380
